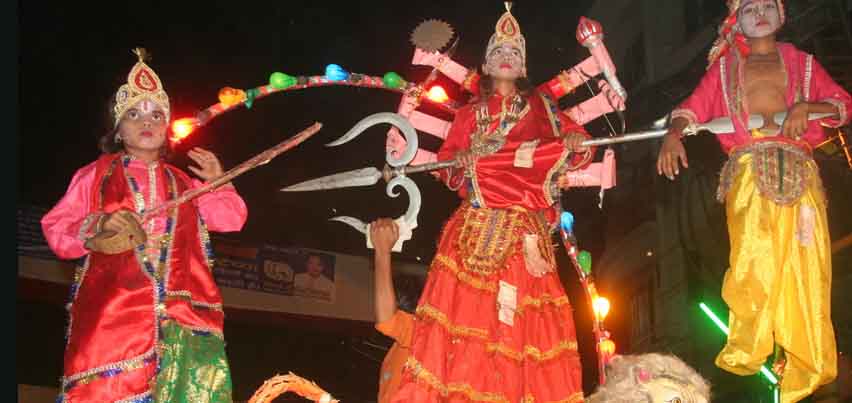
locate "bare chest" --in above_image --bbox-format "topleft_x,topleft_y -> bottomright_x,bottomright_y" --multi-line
742,58 -> 788,115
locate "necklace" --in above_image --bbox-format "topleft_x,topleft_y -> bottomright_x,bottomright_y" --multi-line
469,94 -> 529,157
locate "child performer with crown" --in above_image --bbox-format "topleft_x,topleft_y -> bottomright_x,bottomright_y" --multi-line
656,1 -> 851,402
41,48 -> 248,403
392,4 -> 593,403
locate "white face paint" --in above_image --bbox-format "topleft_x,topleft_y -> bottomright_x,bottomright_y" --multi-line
737,0 -> 782,39
138,99 -> 155,114
482,43 -> 526,81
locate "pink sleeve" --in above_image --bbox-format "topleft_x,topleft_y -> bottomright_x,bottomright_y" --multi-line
41,162 -> 101,260
671,61 -> 727,126
190,179 -> 248,233
808,56 -> 851,128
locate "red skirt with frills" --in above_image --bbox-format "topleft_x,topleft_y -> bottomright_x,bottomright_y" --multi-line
391,203 -> 584,403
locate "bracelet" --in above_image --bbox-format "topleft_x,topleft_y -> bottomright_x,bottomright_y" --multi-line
94,214 -> 107,234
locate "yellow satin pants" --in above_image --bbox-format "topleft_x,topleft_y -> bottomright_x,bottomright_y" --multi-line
716,151 -> 837,403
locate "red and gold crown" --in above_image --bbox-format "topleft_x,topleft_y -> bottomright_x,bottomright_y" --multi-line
113,48 -> 170,126
486,2 -> 526,59
707,0 -> 786,68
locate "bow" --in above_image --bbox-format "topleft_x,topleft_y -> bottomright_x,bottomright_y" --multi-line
572,66 -> 626,138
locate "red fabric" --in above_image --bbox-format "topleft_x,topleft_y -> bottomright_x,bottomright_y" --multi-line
436,91 -> 593,214
42,159 -> 247,260
391,205 -> 584,403
49,153 -> 245,402
406,90 -> 590,402
674,42 -> 852,154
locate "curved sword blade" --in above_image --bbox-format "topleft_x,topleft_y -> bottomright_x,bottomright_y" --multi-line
325,112 -> 419,168
329,216 -> 369,234
280,167 -> 383,192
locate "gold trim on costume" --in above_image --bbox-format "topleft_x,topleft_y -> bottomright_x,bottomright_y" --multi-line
433,254 -> 499,293
405,357 -> 584,403
517,294 -> 571,315
416,304 -> 490,340
717,139 -> 819,205
485,340 -> 579,363
454,203 -> 555,275
405,357 -> 511,403
522,393 -> 586,403
416,303 -> 580,364
166,290 -> 224,312
456,206 -> 523,275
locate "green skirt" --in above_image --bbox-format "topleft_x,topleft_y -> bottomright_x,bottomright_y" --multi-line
154,321 -> 234,403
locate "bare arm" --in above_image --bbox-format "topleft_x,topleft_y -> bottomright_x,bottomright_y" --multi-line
371,218 -> 400,324
781,101 -> 842,139
656,116 -> 691,180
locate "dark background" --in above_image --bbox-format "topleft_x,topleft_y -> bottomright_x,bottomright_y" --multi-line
17,0 -> 618,401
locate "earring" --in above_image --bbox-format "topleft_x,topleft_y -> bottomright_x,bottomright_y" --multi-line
114,133 -> 122,143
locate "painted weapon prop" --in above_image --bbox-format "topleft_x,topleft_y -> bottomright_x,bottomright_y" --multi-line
608,111 -> 837,145
91,122 -> 323,255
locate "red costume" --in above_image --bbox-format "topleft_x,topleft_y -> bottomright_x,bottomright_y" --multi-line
392,7 -> 594,403
42,51 -> 247,403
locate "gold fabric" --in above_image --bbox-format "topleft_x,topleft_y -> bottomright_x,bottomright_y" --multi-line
455,203 -> 554,275
715,132 -> 837,403
154,321 -> 233,403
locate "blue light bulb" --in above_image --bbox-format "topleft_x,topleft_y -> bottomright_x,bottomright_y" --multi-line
325,64 -> 349,81
560,212 -> 575,233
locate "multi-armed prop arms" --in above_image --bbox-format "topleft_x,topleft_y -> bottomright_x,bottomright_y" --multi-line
391,17 -> 625,192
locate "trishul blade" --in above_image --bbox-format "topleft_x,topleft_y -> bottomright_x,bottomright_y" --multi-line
280,167 -> 383,192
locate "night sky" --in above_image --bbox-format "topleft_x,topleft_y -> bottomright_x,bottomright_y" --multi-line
19,0 -> 611,263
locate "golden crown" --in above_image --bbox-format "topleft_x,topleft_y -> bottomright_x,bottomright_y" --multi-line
113,48 -> 170,127
486,2 -> 526,59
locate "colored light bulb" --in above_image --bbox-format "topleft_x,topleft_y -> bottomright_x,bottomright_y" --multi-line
170,118 -> 197,143
325,64 -> 349,81
593,296 -> 610,320
426,85 -> 449,103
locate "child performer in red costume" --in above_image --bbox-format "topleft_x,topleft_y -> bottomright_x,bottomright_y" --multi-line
42,48 -> 248,403
392,4 -> 595,403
